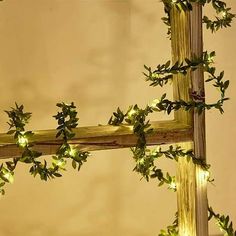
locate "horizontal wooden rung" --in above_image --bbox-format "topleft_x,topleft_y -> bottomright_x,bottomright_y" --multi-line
0,120 -> 193,159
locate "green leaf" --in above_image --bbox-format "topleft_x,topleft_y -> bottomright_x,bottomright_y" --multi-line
224,80 -> 229,89
7,130 -> 15,135
72,160 -> 77,169
53,173 -> 62,177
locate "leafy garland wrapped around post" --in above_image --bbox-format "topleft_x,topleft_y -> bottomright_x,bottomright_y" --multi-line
108,0 -> 235,234
0,0 -> 235,235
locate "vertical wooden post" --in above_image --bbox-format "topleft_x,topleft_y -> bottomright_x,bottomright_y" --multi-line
191,3 -> 208,236
171,8 -> 197,236
171,3 -> 208,236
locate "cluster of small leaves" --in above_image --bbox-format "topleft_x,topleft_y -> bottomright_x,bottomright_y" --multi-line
5,103 -> 61,182
132,147 -> 177,190
163,0 -> 193,13
203,0 -> 236,32
0,105 -> 40,194
109,104 -> 175,188
161,15 -> 171,38
192,0 -> 235,32
158,212 -> 179,236
0,162 -> 16,195
109,105 -> 211,189
203,54 -> 230,113
143,56 -> 198,87
123,106 -> 154,180
155,145 -> 210,170
208,206 -> 236,236
53,102 -> 90,172
5,103 -> 31,135
158,205 -> 236,236
1,103 -> 90,194
144,51 -> 229,114
156,205 -> 236,236
54,103 -> 78,141
161,0 -> 235,35
108,49 -> 230,234
161,0 -> 193,39
161,0 -> 192,39
108,107 -> 126,125
133,144 -> 213,188
108,0 -> 233,234
144,51 -> 213,86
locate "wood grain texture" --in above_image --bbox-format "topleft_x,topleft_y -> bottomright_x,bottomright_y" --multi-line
171,7 -> 192,126
176,142 -> 196,236
0,3 -> 207,235
171,3 -> 208,236
0,120 -> 193,159
171,6 -> 197,236
190,3 -> 208,235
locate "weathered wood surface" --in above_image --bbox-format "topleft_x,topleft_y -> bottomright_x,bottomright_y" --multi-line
171,3 -> 208,236
0,120 -> 192,159
171,7 -> 197,236
0,3 -> 208,235
190,3 -> 208,235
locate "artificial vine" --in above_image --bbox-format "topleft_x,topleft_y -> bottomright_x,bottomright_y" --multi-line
159,212 -> 179,236
162,0 -> 235,38
108,0 -> 235,234
208,207 -> 236,236
157,206 -> 236,236
143,51 -> 229,114
0,0 -> 235,235
0,103 -> 89,195
53,102 -> 90,172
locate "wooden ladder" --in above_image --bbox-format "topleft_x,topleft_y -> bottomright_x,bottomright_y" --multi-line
0,3 -> 208,236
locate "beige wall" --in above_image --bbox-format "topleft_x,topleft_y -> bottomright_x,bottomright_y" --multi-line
0,0 -> 235,235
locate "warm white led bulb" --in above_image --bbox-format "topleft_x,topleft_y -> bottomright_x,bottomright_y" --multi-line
205,170 -> 210,180
137,158 -> 145,165
169,181 -> 177,190
183,231 -> 191,236
198,169 -> 210,182
128,109 -> 137,118
150,99 -> 160,109
222,11 -> 227,18
18,136 -> 28,147
56,160 -> 64,167
4,172 -> 14,184
207,55 -> 214,63
151,73 -> 159,79
151,148 -> 158,156
69,147 -> 77,157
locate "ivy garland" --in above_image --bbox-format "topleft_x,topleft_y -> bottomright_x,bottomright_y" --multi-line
143,51 -> 229,114
0,103 -> 89,194
162,0 -> 235,37
53,102 -> 90,172
109,0 -> 235,234
159,212 -> 179,236
0,0 -> 235,235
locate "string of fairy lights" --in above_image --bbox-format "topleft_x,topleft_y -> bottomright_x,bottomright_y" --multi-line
109,0 -> 235,234
0,0 -> 235,235
0,103 -> 89,195
162,0 -> 235,38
